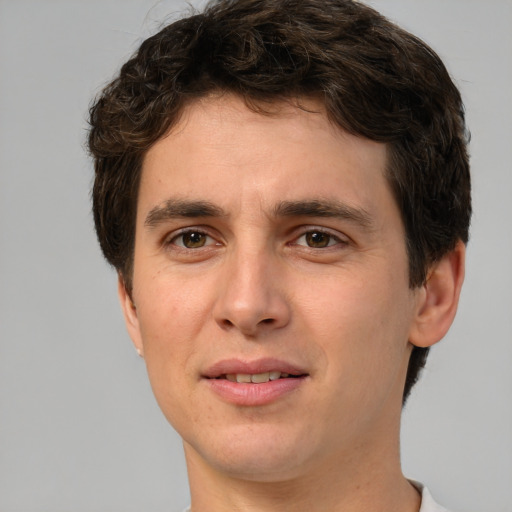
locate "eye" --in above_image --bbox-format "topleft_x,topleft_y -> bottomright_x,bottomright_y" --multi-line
170,230 -> 216,249
295,230 -> 343,248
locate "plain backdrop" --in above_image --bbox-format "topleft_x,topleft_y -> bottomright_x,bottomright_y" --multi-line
0,1 -> 511,511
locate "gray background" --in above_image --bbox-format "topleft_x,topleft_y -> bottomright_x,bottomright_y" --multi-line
0,0 -> 510,511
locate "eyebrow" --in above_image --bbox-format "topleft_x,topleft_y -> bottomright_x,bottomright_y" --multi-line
273,199 -> 374,229
145,199 -> 227,228
144,197 -> 374,231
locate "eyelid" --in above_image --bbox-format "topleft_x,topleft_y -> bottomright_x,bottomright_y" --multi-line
291,226 -> 349,248
161,224 -> 349,250
164,226 -> 221,248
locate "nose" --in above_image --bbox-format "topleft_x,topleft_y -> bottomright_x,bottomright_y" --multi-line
213,249 -> 291,337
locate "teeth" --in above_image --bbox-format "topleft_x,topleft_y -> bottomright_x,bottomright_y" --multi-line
225,372 -> 290,383
251,372 -> 270,383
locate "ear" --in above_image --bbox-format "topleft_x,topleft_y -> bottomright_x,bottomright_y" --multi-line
117,274 -> 144,358
409,240 -> 466,348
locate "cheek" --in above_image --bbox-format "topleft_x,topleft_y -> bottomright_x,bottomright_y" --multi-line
302,268 -> 413,384
135,269 -> 212,343
134,287 -> 202,428
132,273 -> 213,401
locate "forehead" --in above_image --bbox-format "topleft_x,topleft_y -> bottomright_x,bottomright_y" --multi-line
139,94 -> 391,222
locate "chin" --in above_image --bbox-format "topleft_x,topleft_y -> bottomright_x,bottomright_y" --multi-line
183,420 -> 320,482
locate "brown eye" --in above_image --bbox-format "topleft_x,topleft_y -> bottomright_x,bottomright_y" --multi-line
305,231 -> 332,248
176,231 -> 209,248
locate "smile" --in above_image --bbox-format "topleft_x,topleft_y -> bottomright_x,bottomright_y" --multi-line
202,359 -> 309,406
218,372 -> 298,383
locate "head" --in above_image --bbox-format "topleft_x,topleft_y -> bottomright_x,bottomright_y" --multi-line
89,0 -> 470,404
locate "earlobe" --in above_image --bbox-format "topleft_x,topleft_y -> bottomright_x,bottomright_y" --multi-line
117,275 -> 144,358
409,241 -> 466,348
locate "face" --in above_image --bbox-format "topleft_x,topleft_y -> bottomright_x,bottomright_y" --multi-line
121,95 -> 424,481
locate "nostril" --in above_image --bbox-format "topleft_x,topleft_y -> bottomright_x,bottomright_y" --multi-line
221,319 -> 234,328
261,318 -> 274,324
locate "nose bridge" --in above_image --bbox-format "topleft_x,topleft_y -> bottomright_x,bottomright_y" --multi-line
213,241 -> 290,335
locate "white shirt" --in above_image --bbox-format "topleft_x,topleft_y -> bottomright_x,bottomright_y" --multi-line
413,482 -> 451,512
182,484 -> 450,512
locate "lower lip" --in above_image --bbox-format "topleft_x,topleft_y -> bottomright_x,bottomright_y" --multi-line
204,377 -> 307,406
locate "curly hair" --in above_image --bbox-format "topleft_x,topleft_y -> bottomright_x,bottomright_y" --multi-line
88,0 -> 471,403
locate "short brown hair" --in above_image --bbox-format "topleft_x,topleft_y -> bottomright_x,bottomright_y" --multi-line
88,0 -> 471,403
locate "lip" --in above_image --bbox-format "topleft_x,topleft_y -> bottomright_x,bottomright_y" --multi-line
202,358 -> 309,406
202,357 -> 308,378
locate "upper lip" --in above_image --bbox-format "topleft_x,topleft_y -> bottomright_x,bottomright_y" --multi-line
202,357 -> 309,378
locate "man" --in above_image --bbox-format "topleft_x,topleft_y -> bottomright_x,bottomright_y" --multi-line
88,0 -> 471,510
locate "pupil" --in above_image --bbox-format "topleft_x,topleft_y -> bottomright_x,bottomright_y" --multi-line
306,232 -> 330,248
184,232 -> 205,248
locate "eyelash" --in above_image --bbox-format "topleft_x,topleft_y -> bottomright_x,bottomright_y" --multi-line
166,228 -> 218,250
292,228 -> 347,249
165,226 -> 348,252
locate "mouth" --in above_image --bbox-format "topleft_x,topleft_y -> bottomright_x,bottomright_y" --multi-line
212,371 -> 305,383
202,359 -> 309,406
202,358 -> 309,382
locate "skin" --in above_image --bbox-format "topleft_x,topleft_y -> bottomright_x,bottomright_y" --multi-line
119,94 -> 465,512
